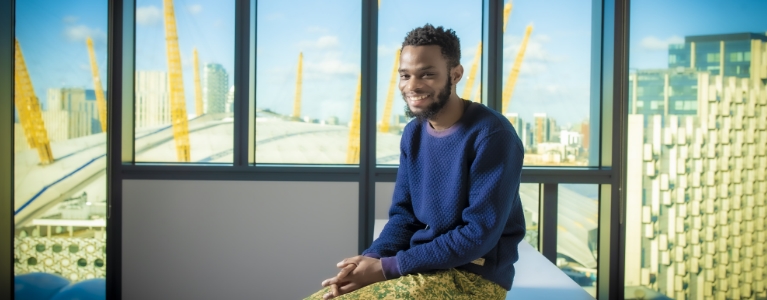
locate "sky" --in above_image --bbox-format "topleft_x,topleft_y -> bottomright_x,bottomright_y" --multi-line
14,0 -> 767,127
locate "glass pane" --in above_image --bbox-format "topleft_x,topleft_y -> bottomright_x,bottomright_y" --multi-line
627,1 -> 767,299
376,0 -> 483,165
134,0 -> 235,163
520,183 -> 540,250
14,0 -> 107,296
502,0 -> 594,166
558,184 -> 599,297
255,1 -> 361,164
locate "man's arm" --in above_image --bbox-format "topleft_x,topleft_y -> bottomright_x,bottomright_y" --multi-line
380,130 -> 524,279
361,148 -> 423,258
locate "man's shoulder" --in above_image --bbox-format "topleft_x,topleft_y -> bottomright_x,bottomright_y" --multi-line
464,102 -> 515,135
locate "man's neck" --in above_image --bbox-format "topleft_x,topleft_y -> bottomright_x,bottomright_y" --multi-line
428,95 -> 465,131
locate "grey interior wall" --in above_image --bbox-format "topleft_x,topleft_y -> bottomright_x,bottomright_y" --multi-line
122,180 -> 358,300
375,182 -> 395,219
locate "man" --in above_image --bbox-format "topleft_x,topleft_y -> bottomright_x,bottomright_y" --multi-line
306,24 -> 526,300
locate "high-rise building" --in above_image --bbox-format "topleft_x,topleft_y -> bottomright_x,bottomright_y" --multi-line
580,121 -> 590,151
534,113 -> 550,146
204,63 -> 228,114
505,113 -> 528,149
624,48 -> 767,298
46,88 -> 97,138
135,71 -> 170,129
225,85 -> 235,114
668,32 -> 767,78
631,33 -> 767,119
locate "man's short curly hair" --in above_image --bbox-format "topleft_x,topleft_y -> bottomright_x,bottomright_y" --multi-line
402,24 -> 461,69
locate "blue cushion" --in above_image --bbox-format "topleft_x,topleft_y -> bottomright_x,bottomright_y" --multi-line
50,278 -> 106,300
15,273 -> 70,300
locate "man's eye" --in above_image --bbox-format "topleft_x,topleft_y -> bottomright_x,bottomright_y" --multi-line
400,75 -> 409,79
423,73 -> 434,77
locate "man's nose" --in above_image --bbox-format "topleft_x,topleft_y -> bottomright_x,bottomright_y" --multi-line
404,77 -> 424,92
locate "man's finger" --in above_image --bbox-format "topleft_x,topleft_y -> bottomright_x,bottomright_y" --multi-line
338,282 -> 361,294
321,277 -> 338,287
337,256 -> 362,268
337,264 -> 355,279
331,284 -> 340,297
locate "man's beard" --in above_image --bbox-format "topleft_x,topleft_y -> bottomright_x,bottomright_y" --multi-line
404,76 -> 452,122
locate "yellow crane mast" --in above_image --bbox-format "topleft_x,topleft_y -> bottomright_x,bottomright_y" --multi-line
86,37 -> 108,132
293,52 -> 303,120
193,48 -> 203,117
502,24 -> 532,114
163,0 -> 191,162
462,2 -> 512,103
14,39 -> 53,164
346,74 -> 362,164
503,2 -> 512,32
380,48 -> 400,133
473,84 -> 482,104
462,42 -> 482,101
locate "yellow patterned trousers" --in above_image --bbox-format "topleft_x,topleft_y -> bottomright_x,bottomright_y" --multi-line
305,269 -> 506,300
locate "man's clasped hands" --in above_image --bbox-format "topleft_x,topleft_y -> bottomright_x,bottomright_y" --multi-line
319,255 -> 386,300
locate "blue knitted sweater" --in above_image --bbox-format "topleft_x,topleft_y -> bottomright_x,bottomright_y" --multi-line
363,100 -> 526,290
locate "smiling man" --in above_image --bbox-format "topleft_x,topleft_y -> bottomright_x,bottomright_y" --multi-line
306,24 -> 526,300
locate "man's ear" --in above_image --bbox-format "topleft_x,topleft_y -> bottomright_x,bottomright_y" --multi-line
451,64 -> 464,85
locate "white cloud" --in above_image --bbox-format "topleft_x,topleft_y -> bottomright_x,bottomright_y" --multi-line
299,36 -> 340,50
304,58 -> 358,78
503,34 -> 560,63
188,4 -> 203,14
640,35 -> 684,51
64,25 -> 106,43
63,16 -> 78,24
136,6 -> 162,26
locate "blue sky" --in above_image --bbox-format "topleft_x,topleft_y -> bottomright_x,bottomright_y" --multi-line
15,0 -> 767,126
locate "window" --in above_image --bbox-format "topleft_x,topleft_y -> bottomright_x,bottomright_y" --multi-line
706,52 -> 720,63
375,0 -> 482,165
134,0 -> 235,163
255,0 -> 360,164
14,0 -> 108,293
558,184 -> 599,297
668,54 -> 677,64
627,1 -> 767,298
501,0 -> 594,167
729,51 -> 743,62
520,183 -> 540,250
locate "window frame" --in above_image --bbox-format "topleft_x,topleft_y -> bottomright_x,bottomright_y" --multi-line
0,0 -> 630,299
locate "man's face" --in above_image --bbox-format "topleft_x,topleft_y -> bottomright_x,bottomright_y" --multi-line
399,45 -> 456,120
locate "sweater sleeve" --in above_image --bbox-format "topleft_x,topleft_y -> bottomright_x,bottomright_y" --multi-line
388,130 -> 523,277
361,146 -> 424,258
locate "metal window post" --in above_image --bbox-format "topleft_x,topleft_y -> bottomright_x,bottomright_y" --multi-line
1,0 -> 14,297
539,183 -> 559,264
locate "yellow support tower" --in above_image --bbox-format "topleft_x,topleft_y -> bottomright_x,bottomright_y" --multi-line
473,84 -> 482,104
380,48 -> 399,133
503,2 -> 512,33
163,0 -> 191,162
193,48 -> 203,117
461,42 -> 482,101
502,24 -> 532,114
14,39 -> 53,164
86,37 -> 108,132
346,74 -> 361,164
293,52 -> 303,120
